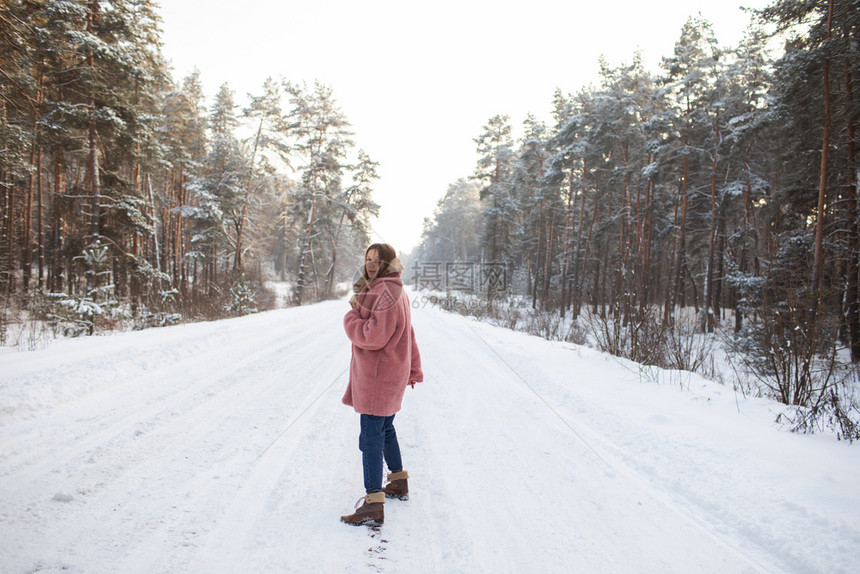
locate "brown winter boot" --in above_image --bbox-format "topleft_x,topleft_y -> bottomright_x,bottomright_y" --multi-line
340,491 -> 385,526
382,470 -> 409,500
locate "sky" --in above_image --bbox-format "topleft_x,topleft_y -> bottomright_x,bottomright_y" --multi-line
157,0 -> 772,254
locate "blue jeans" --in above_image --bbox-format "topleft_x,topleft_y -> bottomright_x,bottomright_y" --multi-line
359,414 -> 403,493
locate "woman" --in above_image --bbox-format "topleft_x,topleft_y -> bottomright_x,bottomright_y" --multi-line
340,243 -> 423,527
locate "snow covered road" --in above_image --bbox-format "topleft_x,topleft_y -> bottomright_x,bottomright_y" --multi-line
1,298 -> 859,573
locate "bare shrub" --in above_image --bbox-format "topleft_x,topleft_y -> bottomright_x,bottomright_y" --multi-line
729,292 -> 840,407
493,303 -> 522,331
776,368 -> 860,442
664,311 -> 717,373
565,319 -> 588,346
585,307 -> 667,367
523,308 -> 565,341
727,270 -> 860,438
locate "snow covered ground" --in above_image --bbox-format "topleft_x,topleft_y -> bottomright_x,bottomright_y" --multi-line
1,294 -> 858,573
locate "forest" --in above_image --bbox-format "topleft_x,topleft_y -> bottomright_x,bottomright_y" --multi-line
413,1 -> 860,438
1,0 -> 858,437
0,0 -> 379,338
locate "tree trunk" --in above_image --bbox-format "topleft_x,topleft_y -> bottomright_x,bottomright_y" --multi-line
578,190 -> 599,318
3,169 -> 14,296
618,142 -> 631,322
325,208 -> 350,298
36,145 -> 44,289
736,145 -> 754,332
640,154 -> 654,313
531,199 -> 543,309
542,198 -> 556,305
173,165 -> 183,288
146,173 -> 162,275
664,177 -> 682,324
714,209 -> 726,321
704,115 -> 720,333
86,91 -> 101,293
51,150 -> 65,293
234,117 -> 264,272
572,163 -> 588,318
294,194 -> 317,306
560,173 -> 575,318
85,0 -> 102,299
22,138 -> 34,292
811,0 -> 834,300
844,56 -> 860,361
676,156 -> 689,312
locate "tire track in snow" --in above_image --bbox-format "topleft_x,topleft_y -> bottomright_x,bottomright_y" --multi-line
0,319 -> 312,492
2,318 -> 291,442
457,318 -> 794,574
405,308 -> 598,571
403,306 -> 779,574
2,299 -> 835,573
0,303 -> 355,573
106,307 -> 351,573
115,301 -> 356,573
119,365 -> 350,572
184,363 -> 353,573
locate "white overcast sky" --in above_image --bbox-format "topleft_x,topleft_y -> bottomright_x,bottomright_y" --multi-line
157,0 -> 771,253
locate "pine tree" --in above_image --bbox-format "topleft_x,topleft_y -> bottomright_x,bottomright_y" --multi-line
756,0 -> 860,368
512,114 -> 553,308
324,149 -> 380,297
156,70 -> 208,307
236,77 -> 283,272
188,83 -> 248,304
0,0 -> 40,299
474,114 -> 516,301
660,15 -> 723,323
418,178 -> 483,263
285,81 -> 354,305
719,24 -> 772,333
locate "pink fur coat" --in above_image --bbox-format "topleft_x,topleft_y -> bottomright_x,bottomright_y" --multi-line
342,274 -> 423,416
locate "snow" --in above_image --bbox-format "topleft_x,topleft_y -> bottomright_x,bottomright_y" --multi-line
1,295 -> 859,573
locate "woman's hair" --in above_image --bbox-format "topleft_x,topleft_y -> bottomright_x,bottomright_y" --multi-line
365,243 -> 397,277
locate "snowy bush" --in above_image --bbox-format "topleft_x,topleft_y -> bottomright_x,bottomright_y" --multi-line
224,275 -> 258,316
41,292 -> 120,337
133,311 -> 182,331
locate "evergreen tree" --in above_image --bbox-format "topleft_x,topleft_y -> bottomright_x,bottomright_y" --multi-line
235,77 -> 283,271
285,81 -> 354,305
512,114 -> 554,307
0,0 -> 41,297
418,178 -> 483,263
324,149 -> 380,296
474,114 -> 517,298
660,15 -> 723,322
760,0 -> 860,361
156,70 -> 209,307
187,83 -> 248,307
718,24 -> 773,333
